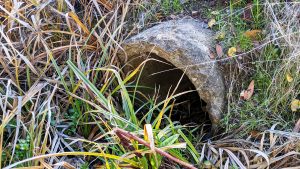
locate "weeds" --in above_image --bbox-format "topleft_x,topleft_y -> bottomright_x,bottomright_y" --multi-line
210,0 -> 299,135
161,0 -> 183,14
1,0 -> 300,168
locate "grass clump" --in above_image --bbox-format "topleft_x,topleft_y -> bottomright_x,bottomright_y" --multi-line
161,0 -> 183,14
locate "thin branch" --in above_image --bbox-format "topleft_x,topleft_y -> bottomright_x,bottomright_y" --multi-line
114,128 -> 197,169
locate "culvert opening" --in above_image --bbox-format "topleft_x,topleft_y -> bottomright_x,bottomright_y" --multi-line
127,53 -> 212,130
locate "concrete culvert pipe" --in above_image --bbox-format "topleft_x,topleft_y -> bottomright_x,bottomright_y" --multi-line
119,19 -> 225,130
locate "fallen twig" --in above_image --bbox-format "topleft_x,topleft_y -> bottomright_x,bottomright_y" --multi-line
114,128 -> 197,169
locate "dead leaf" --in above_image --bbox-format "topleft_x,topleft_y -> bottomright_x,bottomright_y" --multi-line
240,80 -> 254,100
216,44 -> 223,57
293,118 -> 300,132
209,50 -> 215,59
286,73 -> 293,82
228,47 -> 237,57
244,30 -> 262,40
208,19 -> 216,28
250,130 -> 262,139
291,99 -> 300,112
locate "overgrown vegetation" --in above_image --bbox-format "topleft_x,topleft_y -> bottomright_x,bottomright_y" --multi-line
1,0 -> 300,168
212,0 -> 299,134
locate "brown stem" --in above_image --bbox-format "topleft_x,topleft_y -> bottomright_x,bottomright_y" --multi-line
116,131 -> 142,158
114,128 -> 197,169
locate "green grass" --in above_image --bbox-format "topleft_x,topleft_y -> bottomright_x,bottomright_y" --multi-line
161,0 -> 183,14
209,0 -> 299,134
1,0 -> 300,168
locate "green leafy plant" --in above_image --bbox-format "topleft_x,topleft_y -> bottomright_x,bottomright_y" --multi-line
161,0 -> 183,14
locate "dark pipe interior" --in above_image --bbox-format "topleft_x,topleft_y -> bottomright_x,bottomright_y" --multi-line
129,53 -> 211,129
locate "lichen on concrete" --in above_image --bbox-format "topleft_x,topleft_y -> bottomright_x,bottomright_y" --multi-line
120,18 -> 225,128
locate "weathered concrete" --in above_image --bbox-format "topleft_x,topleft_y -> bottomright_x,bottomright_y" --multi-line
120,18 -> 225,126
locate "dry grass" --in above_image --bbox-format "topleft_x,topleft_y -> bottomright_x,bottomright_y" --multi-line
219,0 -> 300,133
0,0 -> 142,168
264,1 -> 300,110
199,127 -> 300,168
1,0 -> 300,168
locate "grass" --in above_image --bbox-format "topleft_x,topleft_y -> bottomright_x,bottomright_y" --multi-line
207,0 -> 300,134
161,0 -> 183,14
0,1 -> 199,168
1,0 -> 300,168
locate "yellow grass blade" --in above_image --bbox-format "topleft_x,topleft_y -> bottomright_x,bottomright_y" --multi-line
68,12 -> 91,35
